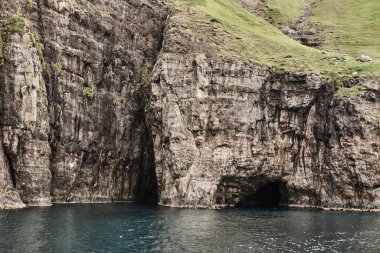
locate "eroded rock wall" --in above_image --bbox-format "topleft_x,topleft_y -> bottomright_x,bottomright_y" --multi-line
1,0 -> 379,210
144,8 -> 380,210
148,54 -> 380,209
0,0 -> 166,208
0,12 -> 51,206
38,0 -> 165,203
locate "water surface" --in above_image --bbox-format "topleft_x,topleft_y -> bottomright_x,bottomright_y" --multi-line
0,203 -> 379,252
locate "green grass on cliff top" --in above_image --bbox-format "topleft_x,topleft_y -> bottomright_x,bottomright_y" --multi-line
266,0 -> 306,25
171,0 -> 380,79
311,0 -> 380,58
265,0 -> 380,60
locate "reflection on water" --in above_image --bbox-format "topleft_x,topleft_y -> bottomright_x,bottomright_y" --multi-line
0,204 -> 379,252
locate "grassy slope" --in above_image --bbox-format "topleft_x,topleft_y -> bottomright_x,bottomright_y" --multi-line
266,0 -> 306,25
268,0 -> 380,60
171,0 -> 379,79
311,0 -> 380,59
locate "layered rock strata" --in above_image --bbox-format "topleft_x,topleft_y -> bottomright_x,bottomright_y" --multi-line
147,9 -> 380,209
0,0 -> 379,210
148,52 -> 380,209
0,0 -> 165,208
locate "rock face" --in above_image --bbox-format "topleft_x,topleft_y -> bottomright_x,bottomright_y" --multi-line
0,0 -> 166,208
147,10 -> 380,209
0,140 -> 26,209
1,22 -> 51,206
1,0 -> 379,210
149,52 -> 380,209
38,0 -> 165,204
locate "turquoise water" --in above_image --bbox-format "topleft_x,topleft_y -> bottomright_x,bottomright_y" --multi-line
0,204 -> 379,253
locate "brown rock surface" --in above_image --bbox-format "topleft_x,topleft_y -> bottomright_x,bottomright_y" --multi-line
0,0 -> 379,210
147,11 -> 380,209
149,51 -> 380,209
0,0 -> 166,208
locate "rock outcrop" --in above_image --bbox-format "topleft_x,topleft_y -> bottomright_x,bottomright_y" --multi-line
147,10 -> 380,209
149,52 -> 380,209
0,19 -> 51,206
0,0 -> 166,208
0,0 -> 379,210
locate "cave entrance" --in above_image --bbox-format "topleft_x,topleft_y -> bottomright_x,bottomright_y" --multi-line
238,181 -> 289,207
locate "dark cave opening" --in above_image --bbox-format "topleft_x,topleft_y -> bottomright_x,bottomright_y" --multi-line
238,181 -> 289,207
135,125 -> 159,205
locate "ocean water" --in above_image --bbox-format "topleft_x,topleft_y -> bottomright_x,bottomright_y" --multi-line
0,203 -> 379,253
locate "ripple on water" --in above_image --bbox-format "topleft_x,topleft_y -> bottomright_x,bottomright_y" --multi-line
0,204 -> 380,252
